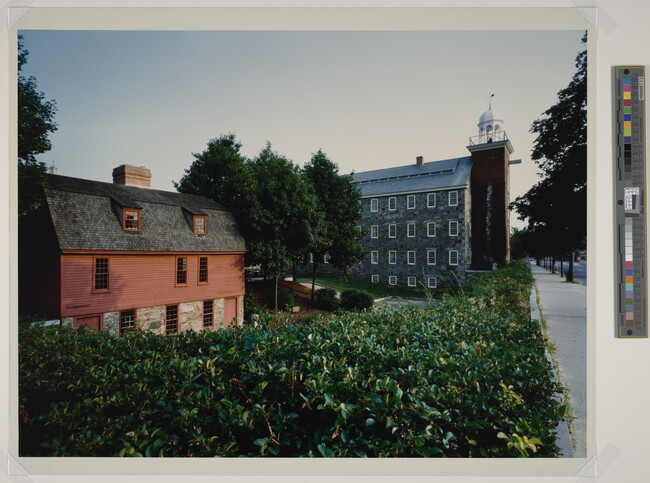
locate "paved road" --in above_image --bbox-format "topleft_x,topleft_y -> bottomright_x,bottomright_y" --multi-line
530,264 -> 587,458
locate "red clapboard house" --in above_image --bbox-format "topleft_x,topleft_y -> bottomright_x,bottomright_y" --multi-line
19,164 -> 246,336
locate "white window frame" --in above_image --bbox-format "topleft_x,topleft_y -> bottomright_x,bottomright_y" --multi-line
371,225 -> 378,239
407,222 -> 416,238
407,250 -> 416,265
407,277 -> 416,287
388,250 -> 396,265
427,221 -> 436,237
449,191 -> 458,206
407,195 -> 416,209
388,196 -> 396,211
428,277 -> 437,289
388,224 -> 396,238
427,192 -> 436,208
389,276 -> 397,286
449,221 -> 459,237
371,251 -> 379,264
324,254 -> 330,264
371,198 -> 378,212
371,274 -> 379,284
449,250 -> 459,266
309,253 -> 313,264
427,249 -> 436,265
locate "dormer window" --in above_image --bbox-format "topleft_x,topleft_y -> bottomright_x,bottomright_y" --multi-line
123,208 -> 141,231
193,215 -> 207,235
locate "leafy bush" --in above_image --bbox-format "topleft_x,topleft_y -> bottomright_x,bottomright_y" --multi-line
339,289 -> 374,311
314,287 -> 338,311
19,264 -> 563,458
276,288 -> 295,310
244,290 -> 264,318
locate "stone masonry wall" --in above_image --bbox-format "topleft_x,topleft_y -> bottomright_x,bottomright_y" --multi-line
179,301 -> 203,332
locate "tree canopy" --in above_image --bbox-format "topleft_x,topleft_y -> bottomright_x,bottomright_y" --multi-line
511,33 -> 587,281
18,34 -> 58,217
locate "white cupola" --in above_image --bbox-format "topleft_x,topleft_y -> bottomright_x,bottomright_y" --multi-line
477,95 -> 504,144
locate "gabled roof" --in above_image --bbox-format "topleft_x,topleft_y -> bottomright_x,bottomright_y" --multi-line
352,156 -> 472,197
43,174 -> 246,253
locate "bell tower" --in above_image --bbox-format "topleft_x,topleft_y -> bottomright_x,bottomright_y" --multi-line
467,99 -> 514,269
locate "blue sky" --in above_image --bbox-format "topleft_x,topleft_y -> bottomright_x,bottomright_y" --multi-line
20,29 -> 585,226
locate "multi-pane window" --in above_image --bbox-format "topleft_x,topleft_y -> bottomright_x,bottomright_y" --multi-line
449,250 -> 459,266
371,198 -> 378,212
428,277 -> 437,289
176,257 -> 188,285
449,221 -> 459,237
203,300 -> 214,328
427,249 -> 436,265
123,208 -> 140,231
166,304 -> 178,334
389,276 -> 397,286
427,222 -> 436,237
199,256 -> 208,283
388,224 -> 396,238
371,251 -> 378,264
407,223 -> 416,237
449,191 -> 458,206
119,310 -> 136,336
371,275 -> 379,284
193,215 -> 207,235
388,250 -> 396,264
388,197 -> 396,211
427,193 -> 436,208
94,257 -> 109,291
371,225 -> 378,238
407,195 -> 416,209
407,250 -> 416,265
407,277 -> 416,287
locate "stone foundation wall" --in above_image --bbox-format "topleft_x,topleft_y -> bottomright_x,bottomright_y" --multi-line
179,301 -> 203,332
103,311 -> 119,337
136,305 -> 165,335
61,317 -> 73,328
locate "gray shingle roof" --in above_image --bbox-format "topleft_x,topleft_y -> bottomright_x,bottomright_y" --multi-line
352,156 -> 472,197
44,174 -> 245,252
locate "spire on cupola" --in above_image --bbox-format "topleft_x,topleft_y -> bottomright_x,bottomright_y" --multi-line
477,93 -> 505,144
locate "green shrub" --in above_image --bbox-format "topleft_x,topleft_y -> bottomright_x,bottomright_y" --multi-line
314,287 -> 338,311
340,289 -> 374,311
276,288 -> 295,310
243,290 -> 264,318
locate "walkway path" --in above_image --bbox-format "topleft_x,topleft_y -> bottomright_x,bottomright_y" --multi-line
530,264 -> 587,458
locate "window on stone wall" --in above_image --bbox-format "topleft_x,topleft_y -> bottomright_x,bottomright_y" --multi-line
371,198 -> 378,212
427,249 -> 436,265
389,276 -> 397,286
407,222 -> 416,237
388,197 -> 396,210
449,221 -> 459,237
203,300 -> 214,328
388,250 -> 396,264
427,221 -> 436,237
407,195 -> 415,209
407,276 -> 416,287
371,225 -> 378,238
166,304 -> 178,334
427,193 -> 436,208
371,251 -> 378,264
371,274 -> 379,283
449,191 -> 458,206
407,250 -> 416,265
428,277 -> 437,289
449,250 -> 459,266
389,224 -> 396,238
119,310 -> 136,336
176,257 -> 188,285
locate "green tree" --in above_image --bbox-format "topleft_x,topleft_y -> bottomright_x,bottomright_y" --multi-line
18,34 -> 58,217
302,149 -> 366,297
511,33 -> 586,282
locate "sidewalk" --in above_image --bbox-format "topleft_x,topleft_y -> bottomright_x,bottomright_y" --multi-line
530,264 -> 587,458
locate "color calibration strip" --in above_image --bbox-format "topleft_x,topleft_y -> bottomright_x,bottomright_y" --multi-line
615,66 -> 647,338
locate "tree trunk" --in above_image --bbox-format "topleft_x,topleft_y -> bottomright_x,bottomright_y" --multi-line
292,257 -> 297,282
274,274 -> 279,310
566,248 -> 575,282
551,255 -> 557,274
311,261 -> 319,300
560,257 -> 564,278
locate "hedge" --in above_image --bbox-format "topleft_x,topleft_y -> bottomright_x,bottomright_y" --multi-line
339,289 -> 374,311
19,262 -> 564,457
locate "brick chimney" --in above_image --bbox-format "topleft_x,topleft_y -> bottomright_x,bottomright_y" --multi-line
112,164 -> 151,187
416,156 -> 424,166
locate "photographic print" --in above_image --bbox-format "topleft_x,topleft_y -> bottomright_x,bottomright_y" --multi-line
17,28 -> 587,460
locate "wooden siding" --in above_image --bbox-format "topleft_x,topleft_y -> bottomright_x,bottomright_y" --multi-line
60,253 -> 244,318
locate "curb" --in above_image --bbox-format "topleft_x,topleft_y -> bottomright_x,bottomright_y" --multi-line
529,284 -> 575,458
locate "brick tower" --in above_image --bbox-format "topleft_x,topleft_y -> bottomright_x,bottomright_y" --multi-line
467,102 -> 514,269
